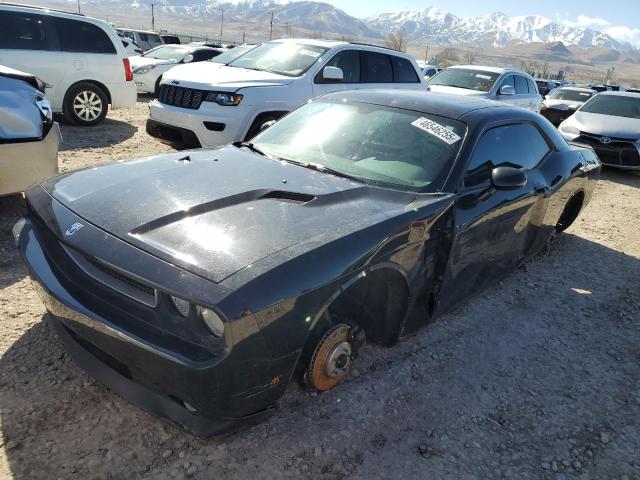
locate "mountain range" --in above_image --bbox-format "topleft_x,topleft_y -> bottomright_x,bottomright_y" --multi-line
47,0 -> 636,50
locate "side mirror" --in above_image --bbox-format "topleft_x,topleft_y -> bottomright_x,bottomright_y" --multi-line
491,167 -> 527,190
260,120 -> 276,131
499,84 -> 515,96
182,54 -> 194,63
322,66 -> 344,83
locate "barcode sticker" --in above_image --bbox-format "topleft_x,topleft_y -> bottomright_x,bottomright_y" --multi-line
411,118 -> 461,145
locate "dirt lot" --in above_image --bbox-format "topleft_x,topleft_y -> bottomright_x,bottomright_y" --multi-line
1,101 -> 639,480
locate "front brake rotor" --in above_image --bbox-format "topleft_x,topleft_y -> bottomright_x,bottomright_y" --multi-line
309,324 -> 354,391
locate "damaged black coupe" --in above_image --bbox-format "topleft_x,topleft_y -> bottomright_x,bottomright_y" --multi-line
15,91 -> 600,436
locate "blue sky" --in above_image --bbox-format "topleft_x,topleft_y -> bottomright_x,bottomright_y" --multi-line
326,0 -> 640,46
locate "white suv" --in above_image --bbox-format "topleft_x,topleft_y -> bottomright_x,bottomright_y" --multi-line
428,65 -> 542,112
0,4 -> 137,125
146,39 -> 429,148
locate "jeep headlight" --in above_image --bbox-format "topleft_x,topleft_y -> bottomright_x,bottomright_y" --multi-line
196,306 -> 225,337
205,92 -> 243,106
133,65 -> 156,75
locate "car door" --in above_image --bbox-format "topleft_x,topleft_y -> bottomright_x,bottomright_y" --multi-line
0,10 -> 67,111
526,77 -> 542,112
438,122 -> 552,310
312,48 -> 361,98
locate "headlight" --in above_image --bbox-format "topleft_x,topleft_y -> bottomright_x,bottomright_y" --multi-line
196,306 -> 225,337
205,92 -> 243,106
559,122 -> 579,135
133,65 -> 156,75
170,296 -> 190,317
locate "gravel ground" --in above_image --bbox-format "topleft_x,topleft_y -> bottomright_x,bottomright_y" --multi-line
1,101 -> 639,480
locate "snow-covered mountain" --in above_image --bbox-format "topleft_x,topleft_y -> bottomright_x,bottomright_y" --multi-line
367,7 -> 632,50
47,0 -> 635,50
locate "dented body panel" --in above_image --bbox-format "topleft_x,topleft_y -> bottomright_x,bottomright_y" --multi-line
15,91 -> 600,436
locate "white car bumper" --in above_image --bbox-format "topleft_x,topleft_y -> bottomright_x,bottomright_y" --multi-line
134,73 -> 159,94
108,81 -> 137,109
0,123 -> 61,196
147,99 -> 252,148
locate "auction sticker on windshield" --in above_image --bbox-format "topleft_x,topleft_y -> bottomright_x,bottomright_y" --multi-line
411,118 -> 461,145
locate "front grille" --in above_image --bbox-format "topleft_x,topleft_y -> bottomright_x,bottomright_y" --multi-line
63,245 -> 158,307
158,85 -> 206,110
575,132 -> 640,167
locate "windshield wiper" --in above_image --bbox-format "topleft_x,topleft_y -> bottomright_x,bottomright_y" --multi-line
296,161 -> 366,183
234,141 -> 277,160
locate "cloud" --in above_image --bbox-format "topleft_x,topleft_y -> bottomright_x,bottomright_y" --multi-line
560,14 -> 611,28
604,25 -> 640,47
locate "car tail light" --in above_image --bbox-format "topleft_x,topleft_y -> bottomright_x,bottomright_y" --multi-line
123,58 -> 133,81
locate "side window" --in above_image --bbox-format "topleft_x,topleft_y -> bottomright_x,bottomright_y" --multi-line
527,78 -> 537,94
362,51 -> 393,83
499,75 -> 514,91
464,124 -> 551,187
54,18 -> 116,54
0,11 -> 51,50
322,49 -> 360,83
138,32 -> 149,42
391,56 -> 419,83
193,50 -> 220,61
514,75 -> 529,94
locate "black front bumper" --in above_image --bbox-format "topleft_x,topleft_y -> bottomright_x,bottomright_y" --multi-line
146,119 -> 202,148
14,215 -> 291,436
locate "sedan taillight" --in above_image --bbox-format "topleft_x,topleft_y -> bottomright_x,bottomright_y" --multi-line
123,58 -> 133,81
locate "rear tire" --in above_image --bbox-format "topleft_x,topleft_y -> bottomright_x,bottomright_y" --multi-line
63,83 -> 108,126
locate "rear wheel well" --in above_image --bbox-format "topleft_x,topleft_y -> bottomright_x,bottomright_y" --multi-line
556,191 -> 585,233
64,80 -> 111,105
244,111 -> 288,141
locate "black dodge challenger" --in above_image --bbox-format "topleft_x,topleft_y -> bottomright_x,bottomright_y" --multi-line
15,91 -> 600,436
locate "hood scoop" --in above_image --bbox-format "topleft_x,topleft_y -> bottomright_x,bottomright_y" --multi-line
131,189 -> 316,235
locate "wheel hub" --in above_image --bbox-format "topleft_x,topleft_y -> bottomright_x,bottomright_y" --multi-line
73,91 -> 102,121
309,324 -> 356,391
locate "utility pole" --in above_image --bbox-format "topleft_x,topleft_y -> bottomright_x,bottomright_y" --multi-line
242,32 -> 245,43
151,3 -> 155,31
270,11 -> 273,40
220,7 -> 224,41
424,44 -> 429,63
77,0 -> 80,13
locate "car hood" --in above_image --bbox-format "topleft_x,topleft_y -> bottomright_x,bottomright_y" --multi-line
571,111 -> 640,139
40,148 -> 419,283
162,63 -> 294,91
429,85 -> 489,97
130,56 -> 176,68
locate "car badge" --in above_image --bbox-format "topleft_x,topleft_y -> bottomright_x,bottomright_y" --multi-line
170,80 -> 180,85
65,222 -> 84,236
599,136 -> 612,144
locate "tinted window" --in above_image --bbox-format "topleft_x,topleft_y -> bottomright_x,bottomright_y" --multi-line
392,56 -> 419,83
500,75 -> 515,89
515,75 -> 529,94
465,124 -> 550,187
324,49 -> 360,83
580,95 -> 640,119
527,78 -> 537,94
54,18 -> 115,54
362,52 -> 393,83
192,49 -> 220,62
0,11 -> 50,50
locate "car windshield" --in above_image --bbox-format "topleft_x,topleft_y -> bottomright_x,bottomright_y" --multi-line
212,45 -> 257,64
548,89 -> 594,102
143,45 -> 190,60
580,95 -> 640,119
251,100 -> 466,192
228,42 -> 328,77
429,68 -> 500,92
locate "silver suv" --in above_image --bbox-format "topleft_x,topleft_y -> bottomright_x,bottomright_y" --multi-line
428,65 -> 542,112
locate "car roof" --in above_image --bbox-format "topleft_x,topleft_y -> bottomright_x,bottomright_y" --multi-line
598,91 -> 640,98
1,3 -> 108,26
319,90 -> 512,120
447,64 -> 526,75
555,86 -> 595,93
117,28 -> 160,34
271,38 -> 346,49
